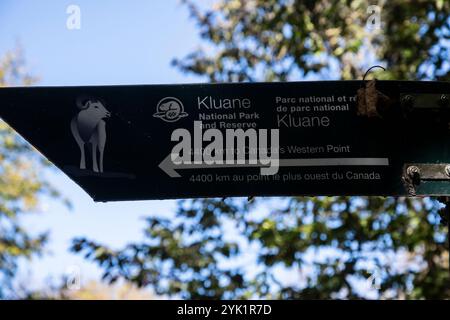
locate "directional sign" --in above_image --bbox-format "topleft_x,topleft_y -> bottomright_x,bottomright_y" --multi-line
0,81 -> 449,201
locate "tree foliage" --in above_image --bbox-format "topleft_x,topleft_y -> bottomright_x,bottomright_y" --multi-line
72,1 -> 450,299
0,47 -> 64,298
174,0 -> 449,81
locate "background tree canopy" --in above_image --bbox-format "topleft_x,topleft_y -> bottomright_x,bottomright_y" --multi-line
70,0 -> 450,299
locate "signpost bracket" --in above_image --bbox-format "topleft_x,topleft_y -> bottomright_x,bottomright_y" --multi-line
400,93 -> 450,113
403,164 -> 450,196
403,162 -> 450,276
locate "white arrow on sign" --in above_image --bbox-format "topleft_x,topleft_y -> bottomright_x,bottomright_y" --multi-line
158,155 -> 389,178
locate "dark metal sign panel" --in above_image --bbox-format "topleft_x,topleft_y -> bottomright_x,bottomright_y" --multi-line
0,81 -> 449,201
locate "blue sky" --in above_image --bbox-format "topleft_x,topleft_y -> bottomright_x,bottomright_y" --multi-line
0,0 -> 208,86
0,0 -> 215,292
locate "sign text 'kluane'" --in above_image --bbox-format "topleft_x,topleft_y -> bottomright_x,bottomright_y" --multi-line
0,80 -> 449,201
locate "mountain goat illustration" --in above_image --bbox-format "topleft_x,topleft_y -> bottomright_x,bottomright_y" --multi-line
71,96 -> 111,173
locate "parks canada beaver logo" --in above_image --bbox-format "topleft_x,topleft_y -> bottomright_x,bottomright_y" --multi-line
153,97 -> 188,122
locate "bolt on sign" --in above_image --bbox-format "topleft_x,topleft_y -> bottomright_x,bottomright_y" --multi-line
0,81 -> 449,201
